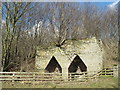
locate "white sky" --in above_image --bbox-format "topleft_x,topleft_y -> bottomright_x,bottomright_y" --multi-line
108,0 -> 119,10
108,0 -> 119,7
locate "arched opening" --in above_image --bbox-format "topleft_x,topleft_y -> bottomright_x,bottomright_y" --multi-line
68,55 -> 87,73
45,56 -> 62,73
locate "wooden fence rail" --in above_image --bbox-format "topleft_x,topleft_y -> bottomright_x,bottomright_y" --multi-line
0,67 -> 118,83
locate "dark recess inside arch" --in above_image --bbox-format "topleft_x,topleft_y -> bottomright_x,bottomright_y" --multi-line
45,56 -> 62,73
68,55 -> 87,73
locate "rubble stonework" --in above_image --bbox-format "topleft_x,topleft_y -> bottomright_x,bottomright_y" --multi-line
35,37 -> 103,79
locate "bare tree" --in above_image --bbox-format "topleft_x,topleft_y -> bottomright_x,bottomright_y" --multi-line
2,2 -> 35,71
0,2 -> 2,71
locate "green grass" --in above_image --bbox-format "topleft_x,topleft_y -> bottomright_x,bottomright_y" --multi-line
2,77 -> 118,88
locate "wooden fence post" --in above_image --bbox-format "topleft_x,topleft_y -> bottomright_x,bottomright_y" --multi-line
52,73 -> 54,83
105,68 -> 106,76
12,73 -> 15,85
113,65 -> 118,77
33,73 -> 36,85
69,73 -> 71,81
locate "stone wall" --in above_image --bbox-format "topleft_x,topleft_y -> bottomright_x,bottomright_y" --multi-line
35,37 -> 103,78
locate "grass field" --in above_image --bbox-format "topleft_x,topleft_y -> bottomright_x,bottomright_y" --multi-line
2,76 -> 119,88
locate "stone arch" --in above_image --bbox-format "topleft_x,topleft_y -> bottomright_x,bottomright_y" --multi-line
68,55 -> 87,73
45,56 -> 62,73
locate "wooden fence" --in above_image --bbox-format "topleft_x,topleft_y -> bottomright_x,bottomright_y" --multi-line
0,67 -> 118,84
